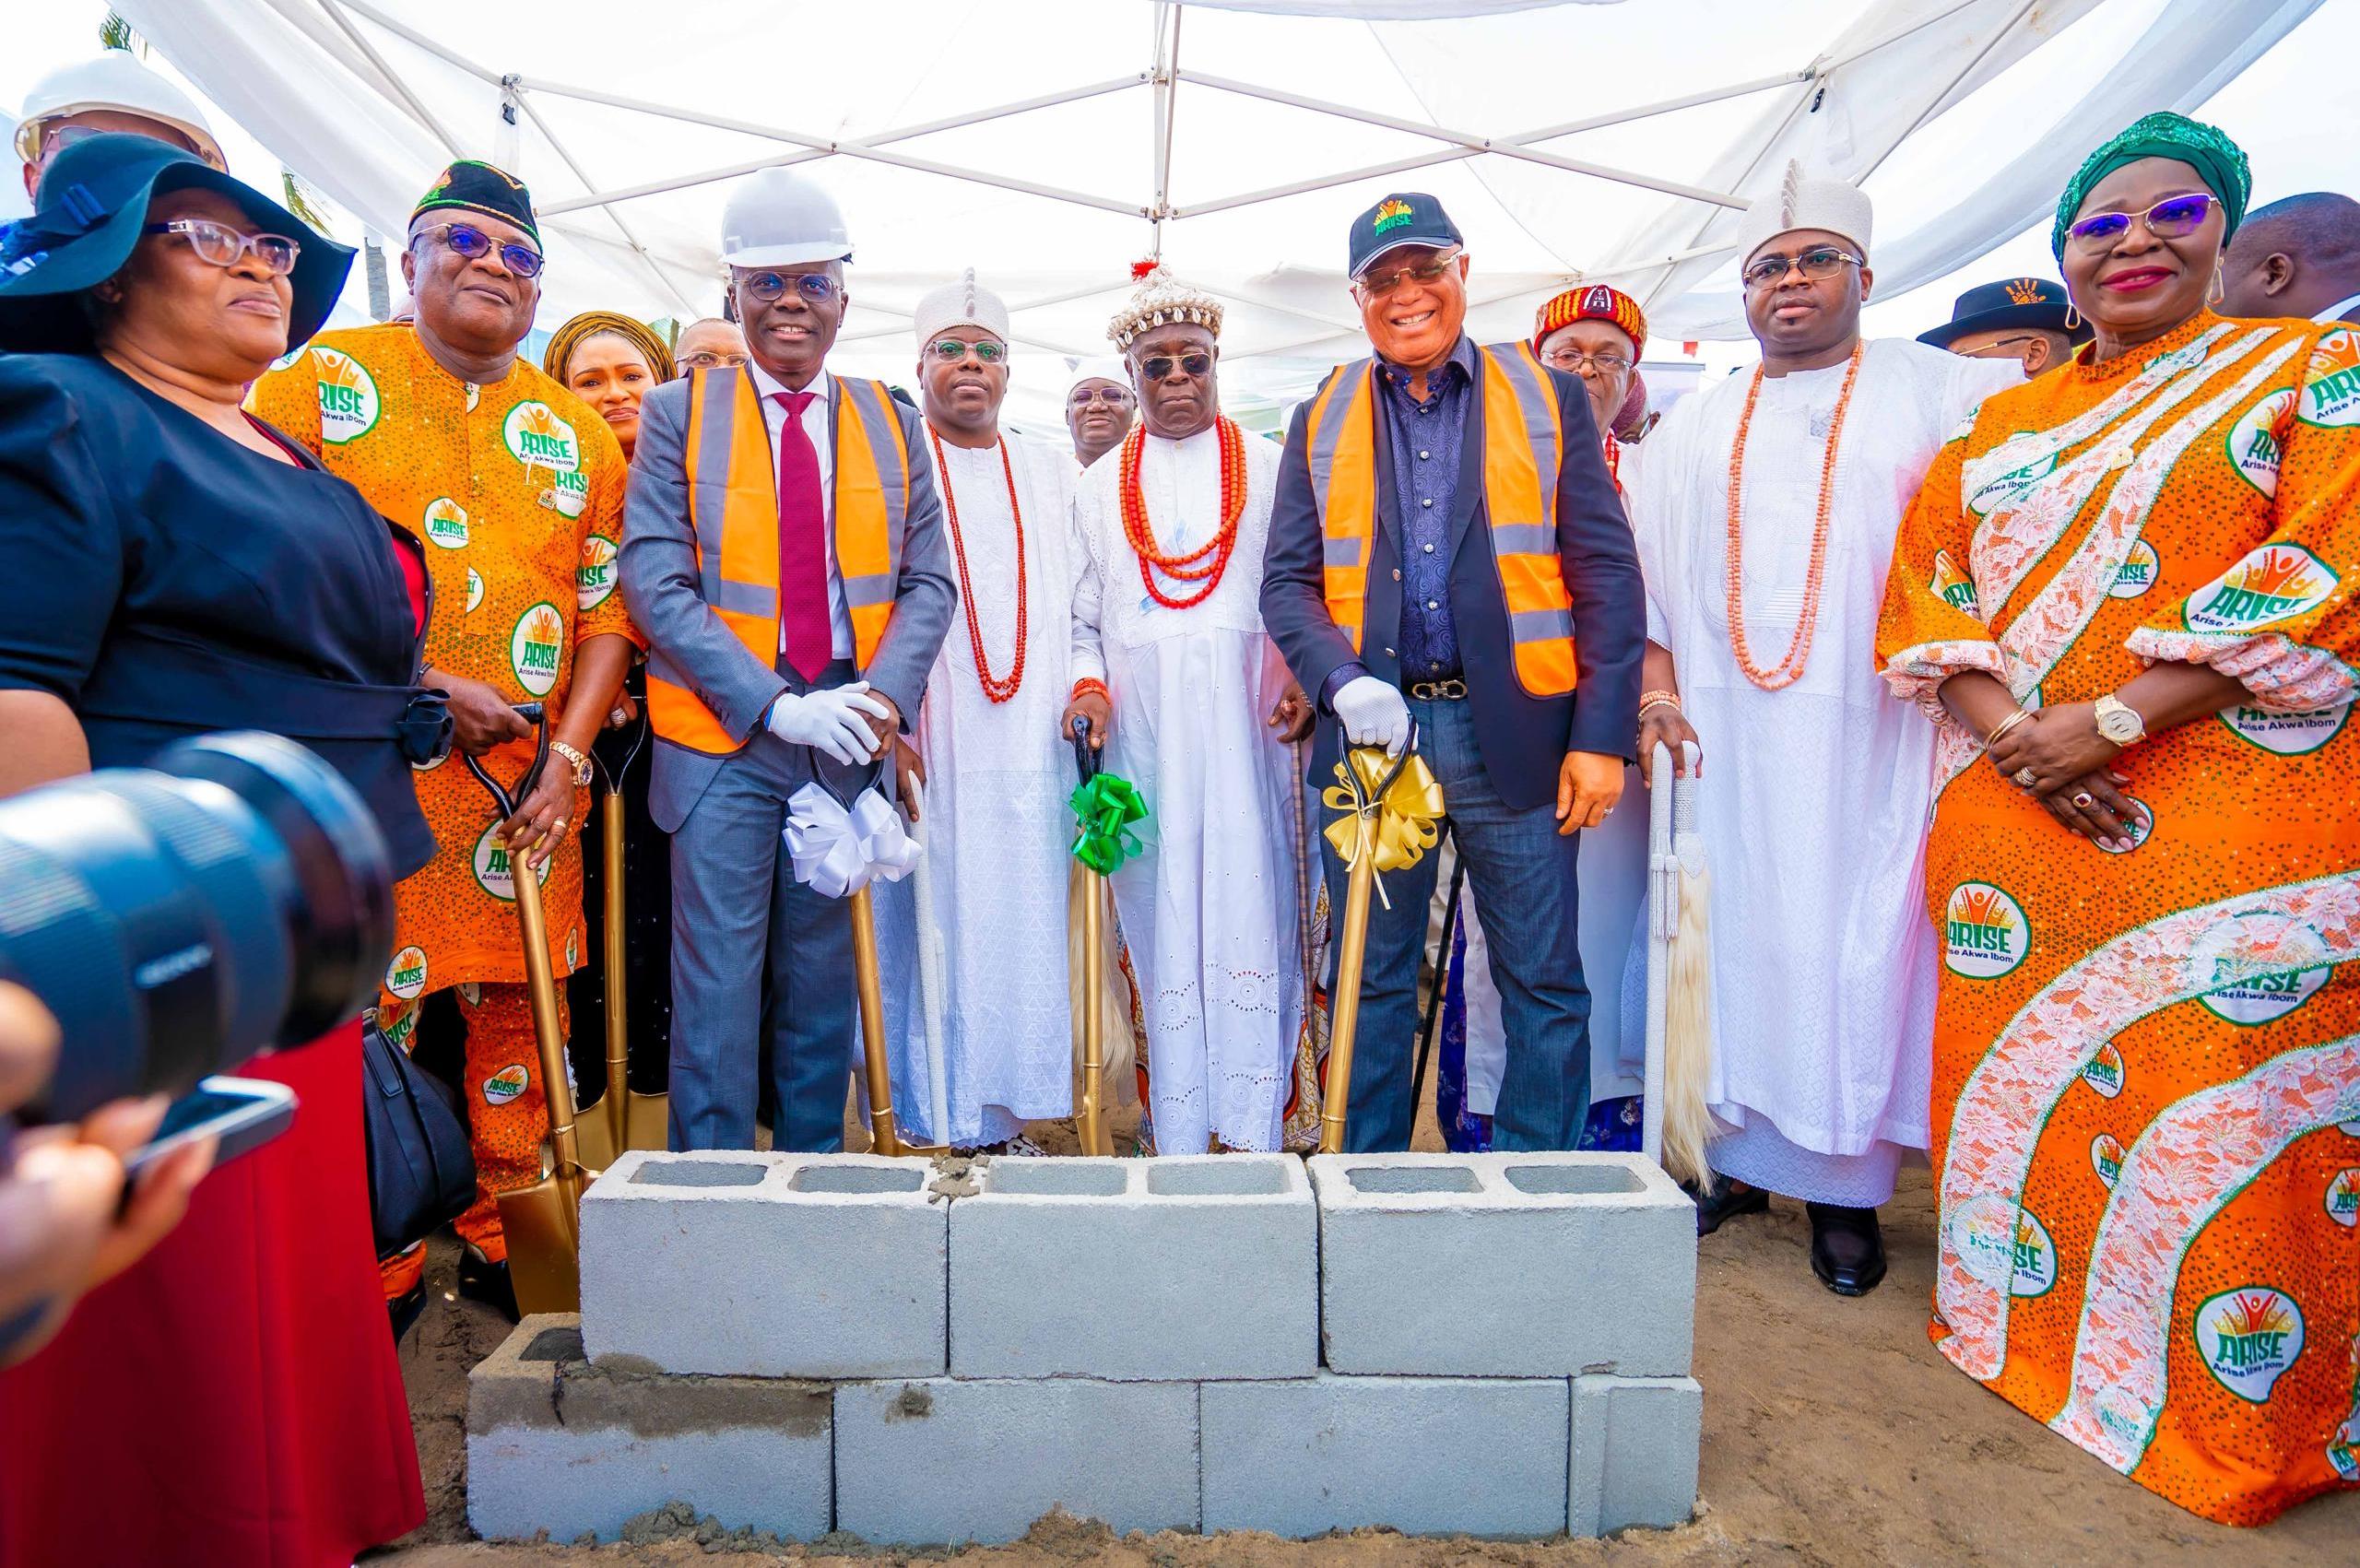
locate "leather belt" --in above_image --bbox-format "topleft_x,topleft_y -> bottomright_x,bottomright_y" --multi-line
1407,678 -> 1469,701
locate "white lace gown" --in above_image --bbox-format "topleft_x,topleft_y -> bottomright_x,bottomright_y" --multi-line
873,433 -> 1078,1148
1622,340 -> 2020,1204
1070,426 -> 1302,1153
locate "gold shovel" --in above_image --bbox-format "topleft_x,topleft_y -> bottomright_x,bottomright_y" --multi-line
574,731 -> 667,1167
465,705 -> 587,1315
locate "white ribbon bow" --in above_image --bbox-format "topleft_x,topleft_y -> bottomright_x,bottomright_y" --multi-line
784,782 -> 922,898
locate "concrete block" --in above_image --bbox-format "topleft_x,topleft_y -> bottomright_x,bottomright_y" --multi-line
1201,1373 -> 1568,1539
1569,1373 -> 1701,1536
1310,1152 -> 1694,1377
950,1153 -> 1316,1379
581,1149 -> 947,1378
466,1315 -> 832,1543
833,1377 -> 1197,1544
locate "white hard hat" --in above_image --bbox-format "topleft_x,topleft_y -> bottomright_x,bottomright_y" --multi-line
13,51 -> 225,171
719,167 -> 853,270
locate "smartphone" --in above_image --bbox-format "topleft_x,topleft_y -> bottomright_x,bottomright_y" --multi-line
122,1077 -> 297,1181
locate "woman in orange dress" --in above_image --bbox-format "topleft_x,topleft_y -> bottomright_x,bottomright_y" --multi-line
1876,112 -> 2359,1525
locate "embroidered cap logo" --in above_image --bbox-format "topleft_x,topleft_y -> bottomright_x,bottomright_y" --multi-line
2004,277 -> 2045,307
1372,198 -> 1414,235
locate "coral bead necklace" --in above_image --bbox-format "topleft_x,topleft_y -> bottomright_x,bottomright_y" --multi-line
1723,343 -> 1863,690
1119,417 -> 1248,611
926,427 -> 1028,703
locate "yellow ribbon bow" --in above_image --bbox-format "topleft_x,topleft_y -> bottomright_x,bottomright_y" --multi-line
1321,745 -> 1446,910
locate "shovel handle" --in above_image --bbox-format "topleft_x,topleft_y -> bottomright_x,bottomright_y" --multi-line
1069,713 -> 1099,784
463,702 -> 551,819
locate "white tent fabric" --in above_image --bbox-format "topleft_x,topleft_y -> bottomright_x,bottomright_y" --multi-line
109,0 -> 2316,396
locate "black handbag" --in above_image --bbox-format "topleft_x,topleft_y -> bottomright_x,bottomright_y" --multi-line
360,1008 -> 476,1261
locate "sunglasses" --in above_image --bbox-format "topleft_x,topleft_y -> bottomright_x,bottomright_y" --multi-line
1740,245 -> 1861,290
1137,351 -> 1213,382
141,218 -> 300,275
1068,385 -> 1134,407
741,269 -> 841,303
1355,249 -> 1462,299
2065,192 -> 2217,253
927,338 -> 1006,364
1542,348 -> 1632,374
417,221 -> 544,279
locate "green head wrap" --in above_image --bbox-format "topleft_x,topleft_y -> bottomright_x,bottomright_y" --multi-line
2051,111 -> 2250,261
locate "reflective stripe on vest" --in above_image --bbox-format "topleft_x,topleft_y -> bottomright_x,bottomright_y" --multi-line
1304,343 -> 1575,698
644,368 -> 910,755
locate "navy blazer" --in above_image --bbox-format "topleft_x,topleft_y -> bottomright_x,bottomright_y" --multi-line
1260,341 -> 1645,813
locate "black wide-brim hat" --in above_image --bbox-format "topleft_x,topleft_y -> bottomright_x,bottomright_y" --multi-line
1917,277 -> 2092,351
0,132 -> 353,355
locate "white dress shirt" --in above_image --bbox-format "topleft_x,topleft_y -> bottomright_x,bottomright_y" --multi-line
746,358 -> 855,660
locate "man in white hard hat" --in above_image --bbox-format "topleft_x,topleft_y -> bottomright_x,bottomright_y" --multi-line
620,166 -> 955,1151
13,49 -> 225,199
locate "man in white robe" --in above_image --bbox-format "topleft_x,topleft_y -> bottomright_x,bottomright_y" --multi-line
1065,269 -> 1310,1154
873,272 -> 1080,1149
1625,166 -> 2019,1293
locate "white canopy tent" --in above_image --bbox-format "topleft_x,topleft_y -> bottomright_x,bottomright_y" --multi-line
106,0 -> 2320,419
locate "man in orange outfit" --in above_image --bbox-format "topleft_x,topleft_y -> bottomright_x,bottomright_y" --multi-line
250,161 -> 636,1327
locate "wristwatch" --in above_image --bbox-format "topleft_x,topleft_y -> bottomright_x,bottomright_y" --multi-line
2093,693 -> 2147,748
549,738 -> 594,787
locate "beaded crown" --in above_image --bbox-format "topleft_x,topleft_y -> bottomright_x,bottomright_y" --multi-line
1108,266 -> 1223,349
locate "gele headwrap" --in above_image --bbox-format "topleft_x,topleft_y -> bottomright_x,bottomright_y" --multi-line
2051,112 -> 2249,261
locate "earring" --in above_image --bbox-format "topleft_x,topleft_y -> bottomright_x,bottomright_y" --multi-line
2208,265 -> 2226,305
2063,298 -> 2082,331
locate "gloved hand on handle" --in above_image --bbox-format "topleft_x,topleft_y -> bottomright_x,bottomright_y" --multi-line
1331,675 -> 1413,759
767,681 -> 891,767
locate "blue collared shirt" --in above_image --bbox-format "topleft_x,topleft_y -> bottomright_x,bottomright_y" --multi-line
1381,336 -> 1478,682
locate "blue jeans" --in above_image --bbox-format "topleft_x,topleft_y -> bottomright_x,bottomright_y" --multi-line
1318,694 -> 1591,1151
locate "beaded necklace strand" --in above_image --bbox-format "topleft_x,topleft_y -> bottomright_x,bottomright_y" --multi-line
1722,342 -> 1864,690
1119,417 -> 1249,611
926,426 -> 1028,703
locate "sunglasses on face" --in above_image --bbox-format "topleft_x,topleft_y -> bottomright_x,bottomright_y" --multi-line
1068,385 -> 1134,407
1136,352 -> 1213,382
1356,249 -> 1462,299
678,349 -> 749,371
1740,246 -> 1861,290
2065,192 -> 2217,253
141,218 -> 301,275
1543,348 -> 1632,374
741,269 -> 840,304
927,337 -> 1006,364
417,221 -> 544,279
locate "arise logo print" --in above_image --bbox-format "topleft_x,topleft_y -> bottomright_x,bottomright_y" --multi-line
1949,1193 -> 2055,1296
2185,545 -> 2337,634
2226,388 -> 2295,495
2090,1132 -> 2125,1188
503,400 -> 580,475
312,348 -> 380,444
2196,1287 -> 2305,1403
511,602 -> 564,697
423,497 -> 469,549
472,819 -> 554,902
2108,539 -> 2160,599
579,535 -> 619,610
1944,882 -> 2027,979
2300,329 -> 2360,428
2328,1168 -> 2359,1229
384,945 -> 427,1000
2189,913 -> 2330,1026
2082,1041 -> 2126,1098
1929,550 -> 1979,615
1372,198 -> 1414,235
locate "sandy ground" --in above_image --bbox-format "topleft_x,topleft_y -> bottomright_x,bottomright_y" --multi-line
376,1099 -> 2356,1568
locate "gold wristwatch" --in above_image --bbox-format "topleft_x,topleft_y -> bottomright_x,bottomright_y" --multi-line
549,739 -> 594,786
2093,693 -> 2147,748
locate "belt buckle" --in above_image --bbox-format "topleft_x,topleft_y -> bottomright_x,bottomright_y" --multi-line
1409,678 -> 1468,701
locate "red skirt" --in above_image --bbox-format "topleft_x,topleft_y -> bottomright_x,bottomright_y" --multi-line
0,1021 -> 425,1567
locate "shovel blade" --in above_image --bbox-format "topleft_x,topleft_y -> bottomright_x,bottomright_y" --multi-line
573,1089 -> 670,1168
498,1178 -> 582,1315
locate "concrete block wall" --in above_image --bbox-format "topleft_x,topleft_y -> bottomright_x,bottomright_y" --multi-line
475,1149 -> 1698,1547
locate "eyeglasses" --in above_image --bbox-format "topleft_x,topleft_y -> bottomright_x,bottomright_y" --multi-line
140,218 -> 300,275
2065,192 -> 2217,253
1959,334 -> 2047,360
1136,351 -> 1213,381
1068,385 -> 1134,407
1542,348 -> 1632,374
1740,245 -> 1862,290
678,349 -> 749,371
416,221 -> 544,279
927,338 -> 1006,364
1355,249 -> 1462,298
740,269 -> 840,304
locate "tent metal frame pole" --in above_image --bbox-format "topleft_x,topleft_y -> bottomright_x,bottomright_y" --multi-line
833,277 -> 1132,353
511,92 -> 698,318
313,0 -> 466,156
1148,3 -> 1184,255
1820,0 -> 1989,75
1855,0 -> 2041,183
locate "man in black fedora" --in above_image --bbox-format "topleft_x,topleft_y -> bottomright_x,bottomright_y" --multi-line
1917,275 -> 2090,376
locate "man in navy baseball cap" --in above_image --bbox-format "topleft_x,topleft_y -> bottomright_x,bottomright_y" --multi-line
1345,190 -> 1464,280
1918,276 -> 2089,377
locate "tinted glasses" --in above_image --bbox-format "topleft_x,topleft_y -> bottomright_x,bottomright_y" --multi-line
1137,352 -> 1212,381
417,221 -> 544,278
141,218 -> 300,275
1542,347 -> 1632,374
678,348 -> 748,372
927,338 -> 1006,363
1068,384 -> 1134,407
741,269 -> 840,303
1740,245 -> 1860,290
1355,249 -> 1461,298
2065,192 -> 2217,253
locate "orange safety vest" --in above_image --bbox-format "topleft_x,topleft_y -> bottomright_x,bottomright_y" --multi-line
644,367 -> 911,755
1304,343 -> 1576,699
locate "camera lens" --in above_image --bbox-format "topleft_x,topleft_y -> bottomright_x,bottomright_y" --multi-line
0,732 -> 392,1123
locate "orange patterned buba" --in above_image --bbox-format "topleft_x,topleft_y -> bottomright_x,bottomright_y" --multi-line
1876,311 -> 2360,1526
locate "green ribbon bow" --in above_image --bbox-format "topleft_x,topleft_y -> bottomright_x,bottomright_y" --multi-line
1069,773 -> 1149,876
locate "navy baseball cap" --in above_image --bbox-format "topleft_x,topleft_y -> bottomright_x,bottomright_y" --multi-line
1347,192 -> 1463,280
1918,277 -> 2091,350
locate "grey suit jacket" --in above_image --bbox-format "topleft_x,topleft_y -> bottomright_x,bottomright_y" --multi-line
620,367 -> 955,831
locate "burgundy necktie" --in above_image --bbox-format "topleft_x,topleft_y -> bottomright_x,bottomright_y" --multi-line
773,389 -> 832,682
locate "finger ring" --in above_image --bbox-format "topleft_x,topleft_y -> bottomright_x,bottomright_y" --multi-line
552,818 -> 568,832
2013,768 -> 2038,788
610,707 -> 628,725
2071,792 -> 2094,808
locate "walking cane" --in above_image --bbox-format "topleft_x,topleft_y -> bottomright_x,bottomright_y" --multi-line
1407,826 -> 1463,1114
465,703 -> 586,1315
1643,739 -> 1710,1185
1317,731 -> 1445,1155
574,724 -> 667,1168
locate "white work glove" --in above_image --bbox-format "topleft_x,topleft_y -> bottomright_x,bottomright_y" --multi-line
1331,675 -> 1413,759
766,681 -> 891,766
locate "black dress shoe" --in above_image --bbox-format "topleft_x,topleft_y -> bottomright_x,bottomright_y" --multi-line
1808,1202 -> 1887,1296
387,1280 -> 428,1343
456,1244 -> 520,1321
1690,1178 -> 1770,1237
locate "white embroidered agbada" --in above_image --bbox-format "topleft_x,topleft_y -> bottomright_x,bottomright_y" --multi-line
1624,338 -> 2019,1203
1070,425 -> 1302,1153
874,431 -> 1078,1147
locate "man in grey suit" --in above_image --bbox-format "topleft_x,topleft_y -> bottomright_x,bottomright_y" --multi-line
620,168 -> 953,1150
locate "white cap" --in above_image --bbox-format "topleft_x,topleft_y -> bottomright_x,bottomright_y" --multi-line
911,268 -> 1009,349
14,50 -> 224,170
1068,356 -> 1129,393
1730,159 -> 1872,268
719,166 -> 853,269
